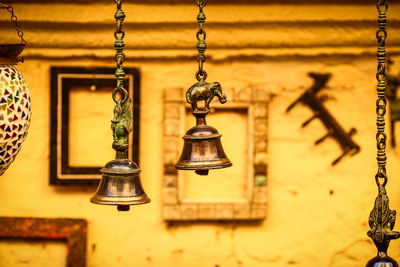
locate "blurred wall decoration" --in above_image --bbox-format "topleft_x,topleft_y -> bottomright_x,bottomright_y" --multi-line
286,72 -> 360,166
0,217 -> 87,267
49,67 -> 140,185
387,59 -> 400,147
0,1 -> 400,266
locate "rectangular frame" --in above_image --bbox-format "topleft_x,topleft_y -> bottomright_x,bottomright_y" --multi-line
50,67 -> 140,185
0,217 -> 87,267
163,87 -> 270,221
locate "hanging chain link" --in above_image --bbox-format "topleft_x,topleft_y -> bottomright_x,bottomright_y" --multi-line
0,3 -> 26,45
375,0 -> 389,188
111,0 -> 132,147
113,0 -> 128,104
195,0 -> 208,81
367,0 -> 400,260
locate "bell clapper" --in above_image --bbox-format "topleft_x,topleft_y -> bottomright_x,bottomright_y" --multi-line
117,205 -> 130,212
195,170 -> 209,176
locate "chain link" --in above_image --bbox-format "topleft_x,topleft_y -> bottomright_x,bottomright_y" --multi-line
375,0 -> 388,186
366,3 -> 400,260
1,4 -> 26,45
195,0 -> 208,81
113,0 -> 128,104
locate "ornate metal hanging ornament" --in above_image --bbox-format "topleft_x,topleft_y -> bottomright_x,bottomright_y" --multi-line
91,0 -> 150,211
366,1 -> 400,266
0,3 -> 31,175
175,0 -> 232,176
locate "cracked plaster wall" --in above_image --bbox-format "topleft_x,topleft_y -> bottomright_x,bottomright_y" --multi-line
0,1 -> 400,267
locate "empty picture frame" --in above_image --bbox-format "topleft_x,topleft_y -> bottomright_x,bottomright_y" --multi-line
163,87 -> 269,221
50,67 -> 140,185
0,217 -> 87,267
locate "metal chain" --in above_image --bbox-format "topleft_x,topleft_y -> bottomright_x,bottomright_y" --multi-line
375,0 -> 389,187
195,0 -> 208,81
367,1 -> 400,261
0,3 -> 26,45
113,0 -> 128,104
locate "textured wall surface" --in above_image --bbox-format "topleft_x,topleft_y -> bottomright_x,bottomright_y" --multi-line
0,1 -> 400,266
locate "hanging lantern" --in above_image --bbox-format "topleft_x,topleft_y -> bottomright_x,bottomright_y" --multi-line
366,1 -> 400,266
175,0 -> 232,176
91,0 -> 150,211
0,3 -> 31,176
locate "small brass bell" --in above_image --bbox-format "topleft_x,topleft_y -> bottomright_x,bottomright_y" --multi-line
90,143 -> 150,212
91,96 -> 150,211
176,80 -> 232,176
366,257 -> 399,267
91,0 -> 150,211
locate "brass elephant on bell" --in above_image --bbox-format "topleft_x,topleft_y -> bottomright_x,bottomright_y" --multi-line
186,81 -> 227,113
176,80 -> 232,176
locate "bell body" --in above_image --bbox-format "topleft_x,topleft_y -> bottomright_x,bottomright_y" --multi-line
91,156 -> 150,211
366,256 -> 399,267
176,124 -> 231,175
0,64 -> 31,175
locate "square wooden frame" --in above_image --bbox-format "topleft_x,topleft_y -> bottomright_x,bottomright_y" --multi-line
0,217 -> 87,267
50,67 -> 140,185
163,87 -> 269,221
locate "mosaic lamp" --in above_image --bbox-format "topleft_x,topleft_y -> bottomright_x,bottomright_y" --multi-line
0,3 -> 31,175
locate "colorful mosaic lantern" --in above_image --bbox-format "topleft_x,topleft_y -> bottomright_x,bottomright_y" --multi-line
0,64 -> 31,175
0,4 -> 30,175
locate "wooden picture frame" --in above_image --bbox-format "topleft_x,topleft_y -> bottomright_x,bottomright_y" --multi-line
163,87 -> 269,221
0,217 -> 87,267
50,67 -> 140,185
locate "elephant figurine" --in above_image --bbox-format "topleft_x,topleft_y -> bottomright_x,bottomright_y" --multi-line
186,81 -> 227,113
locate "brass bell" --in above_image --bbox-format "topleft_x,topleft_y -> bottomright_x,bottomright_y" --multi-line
91,143 -> 150,211
366,257 -> 399,267
176,80 -> 232,175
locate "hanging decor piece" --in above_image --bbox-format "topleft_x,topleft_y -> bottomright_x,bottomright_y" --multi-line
366,1 -> 400,266
49,67 -> 140,185
164,87 -> 270,221
0,3 -> 31,175
385,59 -> 400,147
286,72 -> 360,165
91,0 -> 150,211
175,0 -> 231,176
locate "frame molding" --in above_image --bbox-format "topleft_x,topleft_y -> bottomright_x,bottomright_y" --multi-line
163,87 -> 270,221
50,67 -> 140,185
0,217 -> 87,267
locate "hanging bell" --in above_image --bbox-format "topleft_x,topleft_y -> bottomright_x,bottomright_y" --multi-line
91,96 -> 150,211
366,257 -> 399,267
91,142 -> 150,212
91,0 -> 149,211
176,80 -> 232,176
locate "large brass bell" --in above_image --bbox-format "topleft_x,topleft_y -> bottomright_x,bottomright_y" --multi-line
91,143 -> 150,212
176,80 -> 232,175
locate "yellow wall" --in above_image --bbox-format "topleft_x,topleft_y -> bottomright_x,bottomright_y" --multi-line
1,2 -> 400,266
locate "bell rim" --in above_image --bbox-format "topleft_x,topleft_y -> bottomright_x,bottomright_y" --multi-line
100,167 -> 141,175
182,133 -> 221,140
175,160 -> 232,170
90,195 -> 151,206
